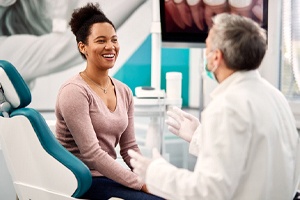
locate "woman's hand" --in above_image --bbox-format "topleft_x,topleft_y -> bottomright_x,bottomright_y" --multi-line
141,184 -> 149,193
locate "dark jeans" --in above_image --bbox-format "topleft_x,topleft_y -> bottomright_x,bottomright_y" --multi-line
80,176 -> 164,200
294,191 -> 300,200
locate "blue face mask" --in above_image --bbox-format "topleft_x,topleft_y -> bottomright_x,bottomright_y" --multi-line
203,52 -> 217,81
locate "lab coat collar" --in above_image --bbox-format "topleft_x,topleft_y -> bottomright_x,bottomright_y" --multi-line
210,70 -> 261,99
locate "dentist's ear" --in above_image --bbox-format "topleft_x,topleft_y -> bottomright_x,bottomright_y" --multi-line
215,49 -> 223,61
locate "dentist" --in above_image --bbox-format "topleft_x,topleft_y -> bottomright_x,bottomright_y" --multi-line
129,13 -> 300,200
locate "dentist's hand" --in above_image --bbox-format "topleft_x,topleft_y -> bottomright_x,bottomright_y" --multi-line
128,148 -> 162,182
166,106 -> 200,142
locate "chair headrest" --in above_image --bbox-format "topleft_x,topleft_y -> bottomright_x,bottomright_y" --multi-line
0,60 -> 31,116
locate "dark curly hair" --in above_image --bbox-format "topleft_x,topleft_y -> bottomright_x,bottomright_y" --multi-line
69,3 -> 115,59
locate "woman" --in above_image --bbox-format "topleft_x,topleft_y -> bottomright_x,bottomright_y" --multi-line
55,3 -> 163,200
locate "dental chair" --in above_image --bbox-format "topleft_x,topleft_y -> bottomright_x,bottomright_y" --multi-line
0,60 -> 92,200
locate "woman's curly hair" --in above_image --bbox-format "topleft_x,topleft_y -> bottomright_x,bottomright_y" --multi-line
69,3 -> 115,59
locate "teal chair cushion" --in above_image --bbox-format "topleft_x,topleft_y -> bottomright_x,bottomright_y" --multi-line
11,108 -> 92,198
0,60 -> 31,109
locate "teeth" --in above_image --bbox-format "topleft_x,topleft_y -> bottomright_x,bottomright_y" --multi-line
103,54 -> 114,58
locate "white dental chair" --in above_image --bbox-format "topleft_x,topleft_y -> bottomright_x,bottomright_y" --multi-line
0,60 -> 92,200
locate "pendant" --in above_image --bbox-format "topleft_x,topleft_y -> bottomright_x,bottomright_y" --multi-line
104,89 -> 107,94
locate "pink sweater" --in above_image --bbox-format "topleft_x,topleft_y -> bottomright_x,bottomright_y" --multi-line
55,74 -> 143,190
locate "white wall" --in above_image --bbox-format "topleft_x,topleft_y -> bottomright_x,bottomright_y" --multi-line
259,0 -> 282,88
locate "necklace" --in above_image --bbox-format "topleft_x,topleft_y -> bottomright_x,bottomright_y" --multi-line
81,72 -> 110,94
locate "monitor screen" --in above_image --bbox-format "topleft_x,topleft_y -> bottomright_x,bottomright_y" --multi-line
160,0 -> 268,48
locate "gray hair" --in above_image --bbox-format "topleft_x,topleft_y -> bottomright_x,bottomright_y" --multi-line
210,13 -> 267,71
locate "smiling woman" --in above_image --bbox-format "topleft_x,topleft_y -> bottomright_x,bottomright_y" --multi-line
78,22 -> 119,72
54,2 -> 163,200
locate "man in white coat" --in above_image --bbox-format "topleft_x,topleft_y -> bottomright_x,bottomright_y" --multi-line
129,13 -> 300,200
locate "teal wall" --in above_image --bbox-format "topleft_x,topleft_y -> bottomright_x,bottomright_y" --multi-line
114,35 -> 152,92
114,35 -> 190,107
161,47 -> 189,107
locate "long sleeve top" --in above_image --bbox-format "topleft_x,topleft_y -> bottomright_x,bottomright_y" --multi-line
55,74 -> 143,190
145,70 -> 300,200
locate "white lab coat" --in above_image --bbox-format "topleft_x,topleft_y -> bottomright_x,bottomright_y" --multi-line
146,70 -> 300,200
